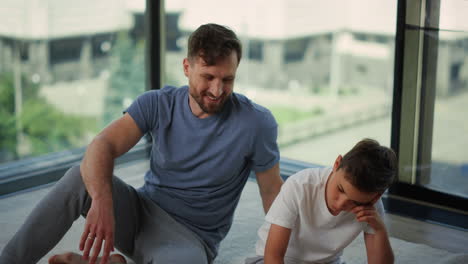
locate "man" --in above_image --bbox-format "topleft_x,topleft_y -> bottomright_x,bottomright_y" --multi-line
0,23 -> 283,264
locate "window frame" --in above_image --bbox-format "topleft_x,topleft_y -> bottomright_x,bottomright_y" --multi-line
387,0 -> 467,229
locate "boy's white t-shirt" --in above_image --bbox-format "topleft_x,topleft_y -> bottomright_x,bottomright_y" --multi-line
255,167 -> 385,264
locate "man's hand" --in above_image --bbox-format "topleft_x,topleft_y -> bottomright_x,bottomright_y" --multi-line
351,204 -> 385,232
79,114 -> 143,264
79,197 -> 115,264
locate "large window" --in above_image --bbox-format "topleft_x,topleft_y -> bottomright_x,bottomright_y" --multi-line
0,0 -> 465,226
164,0 -> 396,166
0,0 -> 146,165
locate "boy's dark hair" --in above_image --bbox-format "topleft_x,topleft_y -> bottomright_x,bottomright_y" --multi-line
338,138 -> 397,193
187,23 -> 242,66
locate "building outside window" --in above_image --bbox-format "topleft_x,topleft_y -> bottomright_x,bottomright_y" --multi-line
0,0 -> 146,164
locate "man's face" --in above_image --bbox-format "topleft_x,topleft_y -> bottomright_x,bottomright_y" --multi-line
325,156 -> 380,216
183,52 -> 238,118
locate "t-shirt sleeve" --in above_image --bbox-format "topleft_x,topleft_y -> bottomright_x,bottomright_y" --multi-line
265,177 -> 300,229
363,198 -> 386,234
124,91 -> 159,134
251,111 -> 280,172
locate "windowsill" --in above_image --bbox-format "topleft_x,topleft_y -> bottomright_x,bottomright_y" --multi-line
0,142 -> 151,197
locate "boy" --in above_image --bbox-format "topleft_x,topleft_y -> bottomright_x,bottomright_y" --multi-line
246,138 -> 397,264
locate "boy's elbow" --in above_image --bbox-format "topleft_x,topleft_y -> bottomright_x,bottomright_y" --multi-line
375,249 -> 394,264
387,250 -> 395,264
264,254 -> 284,264
264,247 -> 286,264
367,248 -> 394,264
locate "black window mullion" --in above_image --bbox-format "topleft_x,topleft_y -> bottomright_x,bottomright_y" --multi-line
146,0 -> 165,91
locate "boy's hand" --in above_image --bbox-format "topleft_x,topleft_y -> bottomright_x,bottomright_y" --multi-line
351,205 -> 385,233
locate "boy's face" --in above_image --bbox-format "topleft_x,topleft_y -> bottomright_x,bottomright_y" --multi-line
325,155 -> 381,216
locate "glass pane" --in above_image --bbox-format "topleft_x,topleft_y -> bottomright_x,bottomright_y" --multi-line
440,0 -> 468,32
423,30 -> 468,198
0,1 -> 146,164
165,0 -> 396,165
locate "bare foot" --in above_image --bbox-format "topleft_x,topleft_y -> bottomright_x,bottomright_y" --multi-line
109,253 -> 127,264
48,252 -> 83,264
48,252 -> 127,264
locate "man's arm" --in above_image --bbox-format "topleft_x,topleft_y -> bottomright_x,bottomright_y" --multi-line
353,204 -> 394,264
264,224 -> 291,264
79,113 -> 143,264
255,163 -> 283,213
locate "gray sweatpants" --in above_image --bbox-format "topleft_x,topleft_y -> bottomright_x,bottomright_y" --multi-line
0,165 -> 211,264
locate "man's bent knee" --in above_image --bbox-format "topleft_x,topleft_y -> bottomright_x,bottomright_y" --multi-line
59,165 -> 85,190
50,165 -> 89,206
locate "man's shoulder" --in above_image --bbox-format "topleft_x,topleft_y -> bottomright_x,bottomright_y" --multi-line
232,92 -> 277,127
159,85 -> 187,97
136,85 -> 186,106
137,85 -> 184,97
233,92 -> 270,113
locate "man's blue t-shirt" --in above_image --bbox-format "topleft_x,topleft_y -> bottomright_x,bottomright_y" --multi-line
126,85 -> 279,256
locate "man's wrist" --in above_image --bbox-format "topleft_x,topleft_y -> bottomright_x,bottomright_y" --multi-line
91,192 -> 113,204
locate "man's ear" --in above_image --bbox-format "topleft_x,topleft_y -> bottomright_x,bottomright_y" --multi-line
183,58 -> 190,77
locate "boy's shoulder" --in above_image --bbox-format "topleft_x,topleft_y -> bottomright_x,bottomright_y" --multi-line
287,166 -> 332,187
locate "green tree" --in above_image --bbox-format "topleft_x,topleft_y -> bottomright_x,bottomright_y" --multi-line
0,74 -> 18,160
103,32 -> 145,126
21,98 -> 96,156
269,105 -> 323,126
0,73 -> 97,163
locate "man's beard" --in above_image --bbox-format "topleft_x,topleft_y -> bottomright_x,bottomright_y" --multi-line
191,91 -> 229,114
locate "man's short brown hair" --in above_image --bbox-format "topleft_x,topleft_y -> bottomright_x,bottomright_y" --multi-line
338,138 -> 397,193
187,23 -> 242,65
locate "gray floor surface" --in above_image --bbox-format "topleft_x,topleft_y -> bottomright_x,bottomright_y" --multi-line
1,160 -> 467,264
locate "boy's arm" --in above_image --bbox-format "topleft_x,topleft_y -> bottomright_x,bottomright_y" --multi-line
364,230 -> 394,264
353,203 -> 394,264
264,224 -> 292,264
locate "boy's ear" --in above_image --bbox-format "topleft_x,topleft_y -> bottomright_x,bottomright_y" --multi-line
333,155 -> 343,171
371,192 -> 383,204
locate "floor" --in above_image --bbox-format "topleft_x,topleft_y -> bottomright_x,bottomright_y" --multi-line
385,213 -> 467,253
116,160 -> 468,254
0,159 -> 466,263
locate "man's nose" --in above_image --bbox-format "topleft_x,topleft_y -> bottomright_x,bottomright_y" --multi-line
209,80 -> 223,97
